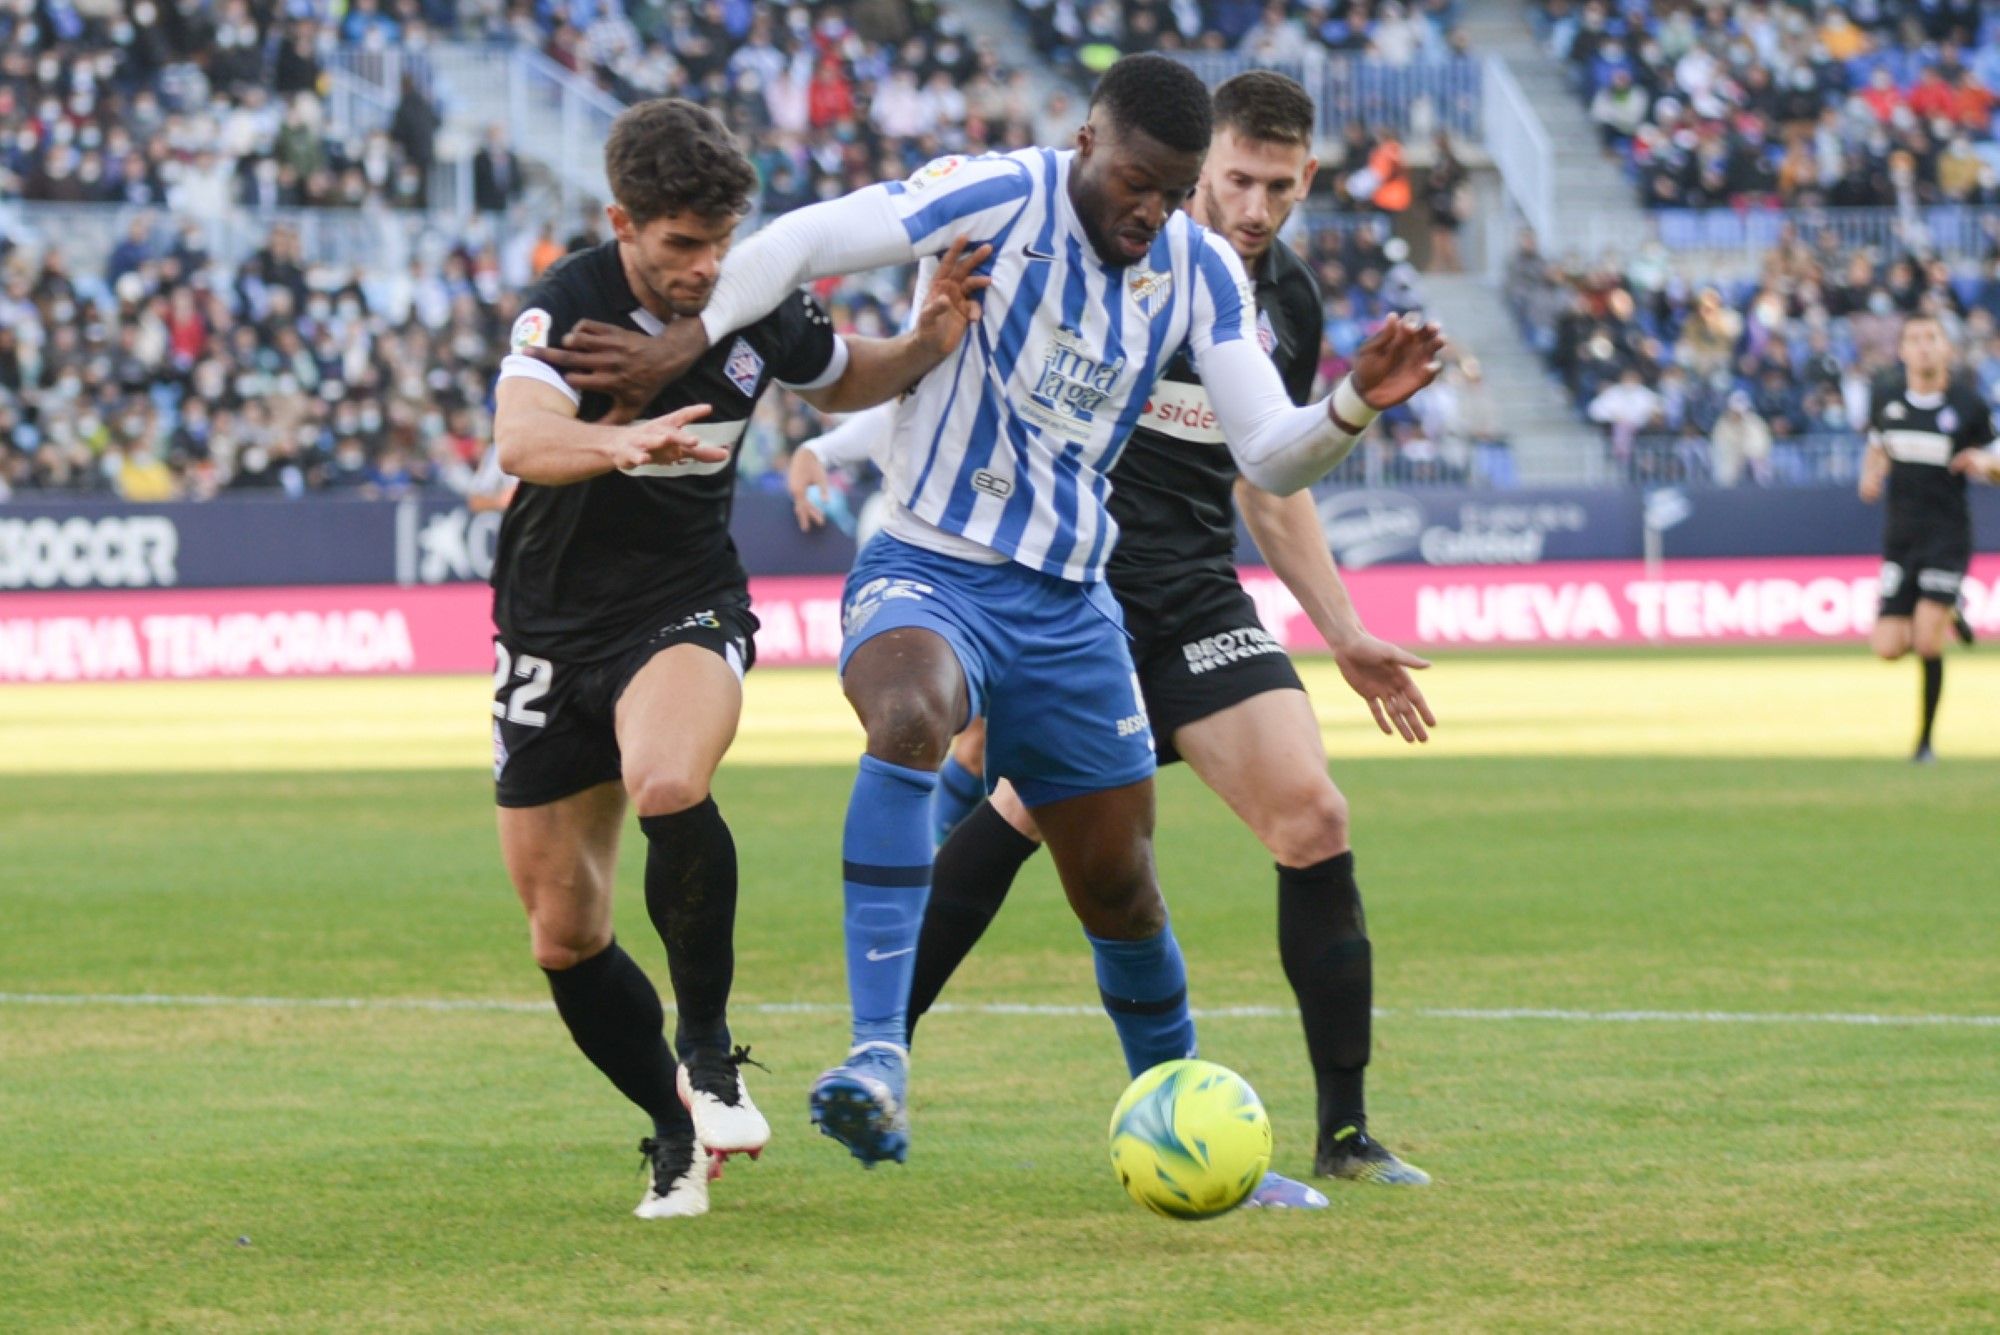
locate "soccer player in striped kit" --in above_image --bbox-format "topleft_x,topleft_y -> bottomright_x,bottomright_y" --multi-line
644,55 -> 1444,1181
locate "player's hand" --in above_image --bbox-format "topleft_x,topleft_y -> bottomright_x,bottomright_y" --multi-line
605,404 -> 724,472
788,446 -> 831,530
1948,450 -> 1999,482
1858,470 -> 1883,503
1352,311 -> 1447,410
528,317 -> 709,425
913,236 -> 994,363
1332,633 -> 1436,743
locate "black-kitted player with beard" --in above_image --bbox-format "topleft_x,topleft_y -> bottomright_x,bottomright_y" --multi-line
489,97 -> 989,1219
1859,313 -> 1999,762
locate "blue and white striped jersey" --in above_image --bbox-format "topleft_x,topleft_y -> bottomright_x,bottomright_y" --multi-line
876,148 -> 1258,583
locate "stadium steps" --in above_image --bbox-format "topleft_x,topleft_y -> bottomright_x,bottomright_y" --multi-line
1452,5 -> 1649,257
1418,272 -> 1607,486
424,44 -> 615,208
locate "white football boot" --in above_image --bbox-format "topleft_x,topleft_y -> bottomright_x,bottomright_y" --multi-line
634,1134 -> 714,1219
676,1045 -> 772,1161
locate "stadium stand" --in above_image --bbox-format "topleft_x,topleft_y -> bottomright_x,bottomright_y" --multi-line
1506,216 -> 2000,485
1536,0 -> 2000,210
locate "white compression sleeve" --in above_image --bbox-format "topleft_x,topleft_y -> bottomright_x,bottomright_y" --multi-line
803,402 -> 895,471
1199,339 -> 1372,495
699,186 -> 920,343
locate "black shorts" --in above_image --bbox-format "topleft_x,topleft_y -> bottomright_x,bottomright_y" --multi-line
491,600 -> 758,808
1878,529 -> 1970,618
1119,567 -> 1304,766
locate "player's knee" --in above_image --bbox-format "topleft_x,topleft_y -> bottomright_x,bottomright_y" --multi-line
1873,639 -> 1905,661
1070,862 -> 1166,939
862,691 -> 956,770
1262,782 -> 1350,868
527,912 -> 612,972
624,766 -> 711,818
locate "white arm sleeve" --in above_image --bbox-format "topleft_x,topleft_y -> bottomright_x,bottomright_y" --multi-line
1181,233 -> 1365,494
699,187 -> 916,343
701,152 -> 1037,343
803,402 -> 895,471
1201,340 -> 1363,495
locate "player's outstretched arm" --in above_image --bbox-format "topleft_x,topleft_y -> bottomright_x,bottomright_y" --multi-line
1236,480 -> 1435,743
789,403 -> 894,530
1198,250 -> 1443,492
792,239 -> 993,414
494,379 -> 725,485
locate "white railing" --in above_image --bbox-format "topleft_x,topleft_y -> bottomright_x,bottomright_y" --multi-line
504,45 -> 625,210
1481,56 -> 1553,251
1563,205 -> 2000,266
1170,54 -> 1483,143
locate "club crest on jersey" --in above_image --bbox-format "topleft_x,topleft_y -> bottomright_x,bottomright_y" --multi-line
1257,310 -> 1278,356
510,308 -> 551,351
1885,402 -> 1906,420
723,337 -> 764,397
1938,406 -> 1959,433
1127,268 -> 1173,316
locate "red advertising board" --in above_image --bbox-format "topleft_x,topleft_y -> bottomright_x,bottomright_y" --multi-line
3,557 -> 1997,683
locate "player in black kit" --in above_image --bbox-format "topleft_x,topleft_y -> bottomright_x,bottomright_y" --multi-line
489,97 -> 988,1219
1859,313 -> 2000,762
898,73 -> 1440,1196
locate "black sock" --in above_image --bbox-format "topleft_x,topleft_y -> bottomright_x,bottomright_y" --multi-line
543,939 -> 689,1139
906,799 -> 1040,1041
1919,656 -> 1943,750
1277,852 -> 1372,1144
639,799 -> 738,1056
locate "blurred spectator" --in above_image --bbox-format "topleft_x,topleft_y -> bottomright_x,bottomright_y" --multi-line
1588,367 -> 1664,458
1424,130 -> 1467,271
474,127 -> 525,215
1710,389 -> 1773,486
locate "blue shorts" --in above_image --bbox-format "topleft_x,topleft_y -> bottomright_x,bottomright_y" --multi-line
839,536 -> 1157,807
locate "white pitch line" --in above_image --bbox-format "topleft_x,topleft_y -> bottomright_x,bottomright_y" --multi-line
0,992 -> 1995,1028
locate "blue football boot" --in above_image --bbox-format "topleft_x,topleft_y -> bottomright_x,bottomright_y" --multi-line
809,1041 -> 911,1166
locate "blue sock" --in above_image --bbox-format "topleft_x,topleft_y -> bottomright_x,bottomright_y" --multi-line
1087,924 -> 1198,1078
931,752 -> 984,845
842,754 -> 937,1049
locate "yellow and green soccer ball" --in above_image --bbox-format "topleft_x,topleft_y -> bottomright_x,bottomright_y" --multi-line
1107,1059 -> 1272,1220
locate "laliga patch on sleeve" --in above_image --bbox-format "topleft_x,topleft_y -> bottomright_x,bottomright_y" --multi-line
905,156 -> 965,193
511,308 -> 552,351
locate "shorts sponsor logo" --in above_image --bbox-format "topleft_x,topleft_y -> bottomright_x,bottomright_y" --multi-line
1918,568 -> 1964,595
661,609 -> 723,634
723,337 -> 764,397
843,577 -> 934,636
510,308 -> 551,351
1879,561 -> 1905,598
1181,626 -> 1283,675
1116,671 -> 1152,742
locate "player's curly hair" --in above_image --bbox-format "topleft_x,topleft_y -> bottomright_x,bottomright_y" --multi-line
1089,53 -> 1213,156
604,98 -> 756,225
1213,71 -> 1315,150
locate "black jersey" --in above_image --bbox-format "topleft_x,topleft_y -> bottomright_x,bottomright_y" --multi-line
1868,370 -> 1997,546
490,241 -> 840,661
1106,237 -> 1323,585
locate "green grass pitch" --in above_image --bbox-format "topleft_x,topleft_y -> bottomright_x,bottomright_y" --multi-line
2,757 -> 1996,1331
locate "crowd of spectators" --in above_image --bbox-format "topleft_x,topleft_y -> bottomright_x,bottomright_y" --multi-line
1506,219 -> 2000,484
1013,0 -> 1465,71
2,0 -> 448,212
1543,1 -> 2000,211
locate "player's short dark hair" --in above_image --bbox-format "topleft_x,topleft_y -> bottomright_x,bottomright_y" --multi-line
604,98 -> 756,226
1089,53 -> 1213,156
1212,71 -> 1316,150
